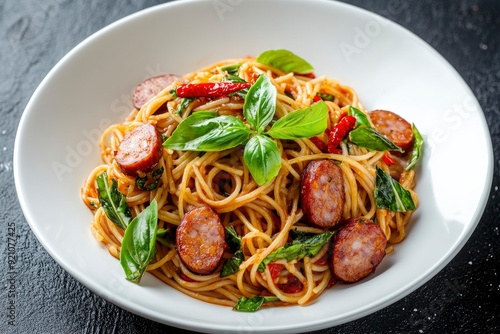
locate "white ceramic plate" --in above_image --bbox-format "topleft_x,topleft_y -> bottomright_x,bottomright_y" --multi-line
14,0 -> 493,333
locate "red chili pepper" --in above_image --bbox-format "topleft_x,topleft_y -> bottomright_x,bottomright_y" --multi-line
176,82 -> 251,98
314,253 -> 329,266
313,95 -> 322,102
327,115 -> 356,153
310,136 -> 328,152
278,273 -> 304,293
326,276 -> 337,289
382,152 -> 396,166
297,72 -> 316,79
267,263 -> 284,282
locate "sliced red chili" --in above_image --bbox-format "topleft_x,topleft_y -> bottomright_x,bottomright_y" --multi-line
314,253 -> 329,266
176,82 -> 251,98
278,273 -> 304,293
326,276 -> 337,289
267,263 -> 284,282
297,72 -> 316,79
382,152 -> 396,166
310,136 -> 328,152
327,115 -> 356,153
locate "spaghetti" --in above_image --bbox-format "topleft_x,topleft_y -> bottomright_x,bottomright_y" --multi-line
81,51 -> 420,309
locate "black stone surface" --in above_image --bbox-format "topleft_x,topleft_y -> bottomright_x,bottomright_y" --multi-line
1,0 -> 499,333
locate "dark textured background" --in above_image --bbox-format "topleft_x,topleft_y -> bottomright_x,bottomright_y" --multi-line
1,0 -> 499,333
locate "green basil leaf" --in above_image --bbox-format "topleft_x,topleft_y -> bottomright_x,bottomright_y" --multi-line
257,49 -> 314,74
266,101 -> 328,139
163,111 -> 217,147
349,125 -> 404,153
243,135 -> 281,186
135,175 -> 150,191
156,227 -> 174,247
135,167 -> 164,191
316,92 -> 334,101
233,296 -> 280,312
221,250 -> 244,277
177,97 -> 194,114
119,199 -> 158,283
220,63 -> 241,76
348,106 -> 371,127
96,171 -> 131,230
221,226 -> 244,277
225,226 -> 242,253
223,74 -> 248,98
375,166 -> 416,212
289,229 -> 320,243
163,111 -> 252,151
406,124 -> 424,170
224,74 -> 246,83
258,231 -> 333,272
156,228 -> 169,237
243,74 -> 276,133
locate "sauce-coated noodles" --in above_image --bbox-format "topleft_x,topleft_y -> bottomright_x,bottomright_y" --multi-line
81,55 -> 419,309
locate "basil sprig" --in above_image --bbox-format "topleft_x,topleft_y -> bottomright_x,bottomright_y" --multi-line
96,171 -> 131,230
406,124 -> 424,170
256,49 -> 314,74
257,231 -> 333,272
119,199 -> 158,283
163,74 -> 328,185
233,296 -> 280,312
374,166 -> 416,212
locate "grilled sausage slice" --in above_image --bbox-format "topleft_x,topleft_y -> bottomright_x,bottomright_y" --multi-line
332,217 -> 387,283
300,160 -> 345,229
115,123 -> 163,176
132,74 -> 185,110
176,206 -> 226,275
369,109 -> 414,154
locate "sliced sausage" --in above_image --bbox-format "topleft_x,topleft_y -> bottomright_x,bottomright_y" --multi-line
132,74 -> 185,109
115,123 -> 163,176
176,206 -> 226,275
369,109 -> 414,154
300,160 -> 345,229
332,217 -> 387,283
